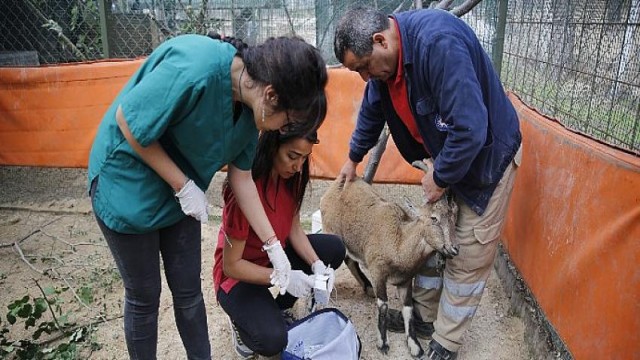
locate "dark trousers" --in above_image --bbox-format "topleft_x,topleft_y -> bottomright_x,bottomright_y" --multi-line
94,214 -> 211,360
217,233 -> 345,357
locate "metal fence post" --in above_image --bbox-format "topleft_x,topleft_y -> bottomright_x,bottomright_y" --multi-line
492,0 -> 508,78
98,0 -> 112,58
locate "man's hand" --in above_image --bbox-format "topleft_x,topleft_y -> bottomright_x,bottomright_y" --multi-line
338,159 -> 358,182
420,160 -> 446,203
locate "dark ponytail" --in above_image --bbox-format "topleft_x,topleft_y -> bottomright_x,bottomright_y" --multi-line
208,33 -> 328,136
243,37 -> 328,135
207,31 -> 248,57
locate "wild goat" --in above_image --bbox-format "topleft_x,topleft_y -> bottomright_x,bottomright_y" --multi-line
319,161 -> 458,358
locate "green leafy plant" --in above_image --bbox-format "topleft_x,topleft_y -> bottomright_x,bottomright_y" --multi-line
68,0 -> 102,58
0,285 -> 97,359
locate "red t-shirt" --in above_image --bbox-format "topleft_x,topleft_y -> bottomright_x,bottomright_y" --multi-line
387,20 -> 425,148
213,176 -> 296,294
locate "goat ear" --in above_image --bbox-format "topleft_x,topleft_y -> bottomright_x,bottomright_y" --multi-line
444,192 -> 457,210
450,198 -> 459,215
411,159 -> 431,173
423,158 -> 435,168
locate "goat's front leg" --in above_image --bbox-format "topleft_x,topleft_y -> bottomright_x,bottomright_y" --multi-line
398,282 -> 424,358
376,298 -> 390,354
373,274 -> 390,354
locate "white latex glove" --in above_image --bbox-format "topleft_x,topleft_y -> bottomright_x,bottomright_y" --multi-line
286,270 -> 315,298
175,179 -> 209,223
312,260 -> 335,294
264,241 -> 291,295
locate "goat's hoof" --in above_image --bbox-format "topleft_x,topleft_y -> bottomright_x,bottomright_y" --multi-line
407,336 -> 424,358
377,343 -> 390,354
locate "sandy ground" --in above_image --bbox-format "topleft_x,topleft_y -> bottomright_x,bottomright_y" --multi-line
0,167 -> 529,359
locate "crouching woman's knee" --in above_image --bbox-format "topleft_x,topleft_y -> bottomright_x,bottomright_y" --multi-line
309,233 -> 347,270
253,326 -> 288,357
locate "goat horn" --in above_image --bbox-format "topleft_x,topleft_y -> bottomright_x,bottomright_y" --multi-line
411,159 -> 431,173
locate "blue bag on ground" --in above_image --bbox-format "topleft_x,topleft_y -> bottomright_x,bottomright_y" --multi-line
282,308 -> 361,360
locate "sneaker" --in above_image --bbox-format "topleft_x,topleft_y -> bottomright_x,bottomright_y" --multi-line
227,316 -> 256,359
281,308 -> 297,326
386,308 -> 434,339
426,339 -> 457,360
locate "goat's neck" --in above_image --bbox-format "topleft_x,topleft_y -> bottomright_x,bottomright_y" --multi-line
399,220 -> 435,257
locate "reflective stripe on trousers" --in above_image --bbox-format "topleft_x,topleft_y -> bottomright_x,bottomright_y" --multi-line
413,146 -> 521,352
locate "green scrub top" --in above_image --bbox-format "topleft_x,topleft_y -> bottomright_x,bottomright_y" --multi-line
88,34 -> 258,234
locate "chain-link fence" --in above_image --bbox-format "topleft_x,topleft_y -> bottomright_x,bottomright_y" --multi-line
1,0 -> 104,64
502,0 -> 640,153
1,0 -> 638,153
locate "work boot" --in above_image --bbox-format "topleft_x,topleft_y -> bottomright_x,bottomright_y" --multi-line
386,308 -> 434,339
426,339 -> 457,360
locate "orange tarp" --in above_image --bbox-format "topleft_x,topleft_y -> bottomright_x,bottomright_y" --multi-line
0,62 -> 425,182
314,69 -> 424,183
503,93 -> 640,359
0,59 -> 143,167
1,61 -> 639,359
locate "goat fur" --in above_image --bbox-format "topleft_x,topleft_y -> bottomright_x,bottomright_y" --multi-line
320,177 -> 458,358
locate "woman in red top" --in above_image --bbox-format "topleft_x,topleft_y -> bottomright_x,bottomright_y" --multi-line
213,130 -> 346,358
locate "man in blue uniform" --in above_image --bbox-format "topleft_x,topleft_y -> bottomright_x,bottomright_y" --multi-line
334,6 -> 522,360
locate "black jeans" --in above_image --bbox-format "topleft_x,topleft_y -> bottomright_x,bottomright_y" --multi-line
217,233 -> 345,357
93,196 -> 211,360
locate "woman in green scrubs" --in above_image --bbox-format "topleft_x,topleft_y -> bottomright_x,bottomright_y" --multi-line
87,34 -> 327,360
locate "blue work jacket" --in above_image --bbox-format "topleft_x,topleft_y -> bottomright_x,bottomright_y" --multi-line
348,9 -> 522,215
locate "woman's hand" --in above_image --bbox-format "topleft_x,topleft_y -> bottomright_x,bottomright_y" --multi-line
175,179 -> 209,223
285,270 -> 315,298
312,260 -> 335,294
263,241 -> 291,294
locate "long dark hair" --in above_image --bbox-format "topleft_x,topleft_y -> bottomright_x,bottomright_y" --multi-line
252,130 -> 318,213
208,32 -> 328,135
223,129 -> 318,214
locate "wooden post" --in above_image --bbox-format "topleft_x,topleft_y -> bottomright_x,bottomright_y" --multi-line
98,0 -> 112,58
492,0 -> 508,78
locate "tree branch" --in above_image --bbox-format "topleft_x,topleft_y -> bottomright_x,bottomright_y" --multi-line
435,0 -> 455,10
23,0 -> 87,61
14,242 -> 44,274
0,205 -> 91,215
282,0 -> 297,36
363,127 -> 390,184
37,314 -> 124,346
41,229 -> 106,251
0,216 -> 63,248
450,0 -> 484,17
34,279 -> 63,330
51,269 -> 110,325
